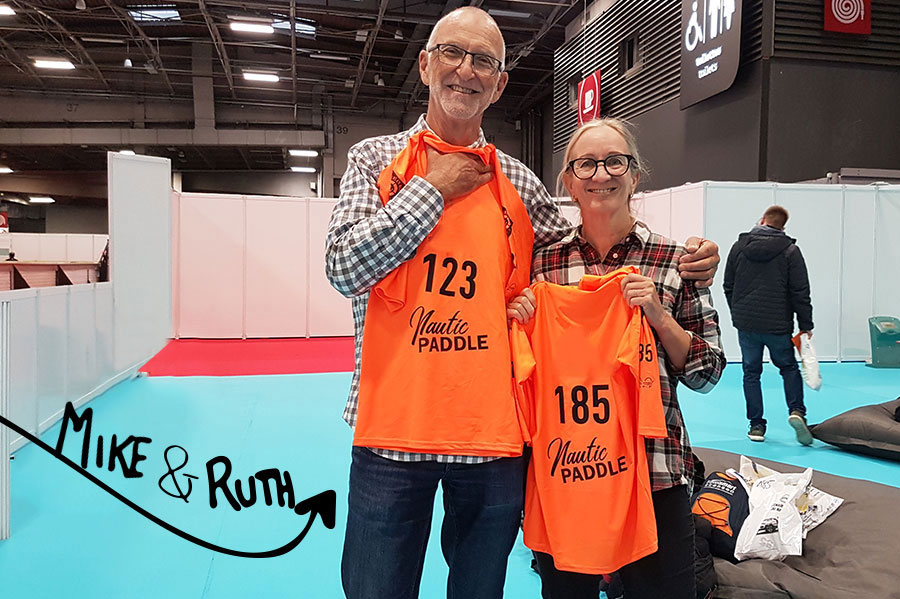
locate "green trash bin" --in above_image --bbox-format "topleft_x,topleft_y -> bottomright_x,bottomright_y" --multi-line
869,316 -> 900,368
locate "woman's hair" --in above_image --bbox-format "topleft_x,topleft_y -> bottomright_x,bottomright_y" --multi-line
556,117 -> 649,197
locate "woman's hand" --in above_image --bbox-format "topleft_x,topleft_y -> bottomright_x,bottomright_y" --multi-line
621,273 -> 666,328
507,288 -> 536,325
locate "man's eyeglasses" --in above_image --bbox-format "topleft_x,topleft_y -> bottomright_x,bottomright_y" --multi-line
427,43 -> 504,76
566,154 -> 635,179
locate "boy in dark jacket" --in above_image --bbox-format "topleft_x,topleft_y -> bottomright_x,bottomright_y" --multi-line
723,205 -> 814,445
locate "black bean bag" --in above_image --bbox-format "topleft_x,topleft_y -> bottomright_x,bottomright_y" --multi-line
809,398 -> 900,461
695,448 -> 900,599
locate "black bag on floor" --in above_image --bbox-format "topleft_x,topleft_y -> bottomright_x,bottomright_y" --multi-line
691,471 -> 751,563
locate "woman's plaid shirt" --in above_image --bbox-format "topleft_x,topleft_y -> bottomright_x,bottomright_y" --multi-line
325,115 -> 573,464
532,221 -> 726,491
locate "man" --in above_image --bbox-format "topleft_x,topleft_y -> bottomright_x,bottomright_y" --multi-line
325,8 -> 720,598
724,205 -> 814,446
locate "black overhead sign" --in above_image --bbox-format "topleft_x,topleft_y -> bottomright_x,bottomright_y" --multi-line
680,0 -> 742,109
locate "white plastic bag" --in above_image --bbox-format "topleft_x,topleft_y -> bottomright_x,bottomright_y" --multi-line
737,456 -> 843,539
734,468 -> 812,561
792,332 -> 821,390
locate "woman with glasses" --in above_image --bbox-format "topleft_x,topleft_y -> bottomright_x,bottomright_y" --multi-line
507,117 -> 725,599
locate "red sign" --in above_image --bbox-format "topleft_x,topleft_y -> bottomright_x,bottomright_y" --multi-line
0,211 -> 7,232
825,0 -> 871,35
577,69 -> 601,126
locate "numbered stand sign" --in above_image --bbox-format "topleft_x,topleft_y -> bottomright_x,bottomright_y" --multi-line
577,69 -> 601,126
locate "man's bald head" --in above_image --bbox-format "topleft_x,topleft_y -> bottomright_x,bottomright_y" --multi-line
426,7 -> 506,68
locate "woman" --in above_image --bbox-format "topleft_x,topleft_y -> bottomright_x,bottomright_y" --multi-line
507,118 -> 725,599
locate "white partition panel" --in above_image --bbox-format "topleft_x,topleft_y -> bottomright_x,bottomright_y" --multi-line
839,187 -> 876,360
65,235 -> 96,262
245,198 -> 309,337
6,290 -> 37,443
38,235 -> 67,262
307,199 -> 354,337
36,288 -> 68,432
93,234 -> 108,260
634,189 -> 672,237
9,234 -> 39,261
670,184 -> 706,242
1,298 -> 9,539
874,187 -> 900,318
177,194 -> 244,338
67,285 -> 98,407
109,153 -> 172,370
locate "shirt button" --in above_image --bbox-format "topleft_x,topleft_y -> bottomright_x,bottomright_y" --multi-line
612,253 -> 619,259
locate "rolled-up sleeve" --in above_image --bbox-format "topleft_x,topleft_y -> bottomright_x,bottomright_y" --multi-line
673,282 -> 725,393
325,140 -> 443,297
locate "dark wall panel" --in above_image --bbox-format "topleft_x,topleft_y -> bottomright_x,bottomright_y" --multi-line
766,59 -> 900,182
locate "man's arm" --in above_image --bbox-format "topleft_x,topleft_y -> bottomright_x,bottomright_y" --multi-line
325,140 -> 443,297
787,245 -> 814,332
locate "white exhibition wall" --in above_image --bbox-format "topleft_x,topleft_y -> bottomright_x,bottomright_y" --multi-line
108,153 -> 172,371
631,182 -> 900,362
173,193 -> 352,338
8,233 -> 108,262
0,154 -> 174,540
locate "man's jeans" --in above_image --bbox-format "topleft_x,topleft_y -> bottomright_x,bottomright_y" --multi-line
341,446 -> 526,599
738,330 -> 805,428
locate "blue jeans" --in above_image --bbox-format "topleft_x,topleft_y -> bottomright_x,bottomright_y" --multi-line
341,446 -> 526,599
738,330 -> 805,428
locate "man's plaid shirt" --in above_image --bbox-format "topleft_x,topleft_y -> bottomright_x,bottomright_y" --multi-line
532,221 -> 725,491
325,114 -> 572,464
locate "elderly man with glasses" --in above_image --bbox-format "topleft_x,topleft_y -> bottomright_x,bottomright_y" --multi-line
326,7 -> 719,599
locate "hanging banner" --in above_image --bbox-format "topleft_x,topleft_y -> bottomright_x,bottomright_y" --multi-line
825,0 -> 871,35
680,0 -> 743,109
577,69 -> 601,125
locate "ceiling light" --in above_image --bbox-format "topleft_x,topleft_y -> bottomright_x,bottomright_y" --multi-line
34,58 -> 76,70
487,8 -> 532,19
81,37 -> 125,44
0,166 -> 13,173
273,19 -> 316,37
312,53 -> 349,62
0,5 -> 15,16
119,150 -> 136,155
289,149 -> 318,157
29,196 -> 56,204
375,74 -> 385,87
127,7 -> 180,22
290,166 -> 316,173
394,29 -> 403,40
124,58 -> 133,67
230,21 -> 274,34
243,71 -> 279,83
75,0 -> 86,10
355,29 -> 368,42
344,78 -> 354,88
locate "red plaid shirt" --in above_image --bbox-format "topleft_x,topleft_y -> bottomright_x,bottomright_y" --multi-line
532,221 -> 725,491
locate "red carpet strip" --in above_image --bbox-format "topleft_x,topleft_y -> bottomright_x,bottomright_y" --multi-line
140,337 -> 355,376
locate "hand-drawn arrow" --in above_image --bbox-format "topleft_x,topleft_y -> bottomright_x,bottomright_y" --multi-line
0,413 -> 335,558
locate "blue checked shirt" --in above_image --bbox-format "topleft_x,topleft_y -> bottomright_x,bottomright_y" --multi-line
325,114 -> 573,464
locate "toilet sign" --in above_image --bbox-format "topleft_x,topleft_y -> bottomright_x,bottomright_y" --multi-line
680,0 -> 742,109
577,69 -> 601,125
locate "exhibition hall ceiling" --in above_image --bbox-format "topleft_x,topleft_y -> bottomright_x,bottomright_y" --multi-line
0,0 -> 579,173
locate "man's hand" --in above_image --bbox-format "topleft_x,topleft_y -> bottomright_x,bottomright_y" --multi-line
424,147 -> 493,204
678,237 -> 720,288
507,288 -> 536,325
